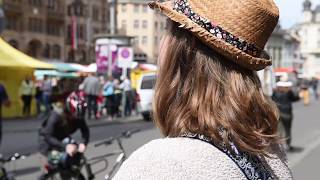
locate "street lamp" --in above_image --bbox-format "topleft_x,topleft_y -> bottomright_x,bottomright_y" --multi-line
108,0 -> 116,35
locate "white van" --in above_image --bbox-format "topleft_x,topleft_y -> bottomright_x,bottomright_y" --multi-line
136,73 -> 156,121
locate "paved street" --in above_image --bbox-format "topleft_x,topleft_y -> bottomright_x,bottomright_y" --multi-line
0,98 -> 320,179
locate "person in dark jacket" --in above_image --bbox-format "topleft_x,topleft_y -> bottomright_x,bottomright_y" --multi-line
272,81 -> 300,151
0,83 -> 10,146
39,92 -> 90,156
38,91 -> 91,180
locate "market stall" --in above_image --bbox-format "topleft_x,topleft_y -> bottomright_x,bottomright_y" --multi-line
0,38 -> 53,118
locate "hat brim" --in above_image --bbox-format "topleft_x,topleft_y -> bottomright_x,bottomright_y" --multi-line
149,1 -> 272,71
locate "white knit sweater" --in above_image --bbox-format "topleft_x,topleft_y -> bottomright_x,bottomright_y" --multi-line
113,138 -> 293,180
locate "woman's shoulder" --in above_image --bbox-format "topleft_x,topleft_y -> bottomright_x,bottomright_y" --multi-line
113,138 -> 245,180
113,138 -> 293,180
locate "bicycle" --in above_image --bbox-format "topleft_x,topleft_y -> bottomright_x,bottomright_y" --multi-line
91,129 -> 141,180
39,138 -> 94,180
0,153 -> 27,180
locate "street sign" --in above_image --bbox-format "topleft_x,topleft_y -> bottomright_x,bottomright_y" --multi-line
118,47 -> 133,68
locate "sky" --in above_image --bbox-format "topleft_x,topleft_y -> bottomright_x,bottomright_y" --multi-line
274,0 -> 319,29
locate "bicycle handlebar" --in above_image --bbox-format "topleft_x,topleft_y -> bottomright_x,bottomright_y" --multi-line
94,137 -> 115,147
94,129 -> 141,147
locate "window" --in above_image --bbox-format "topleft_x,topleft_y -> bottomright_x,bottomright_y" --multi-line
29,0 -> 42,6
134,20 -> 139,29
28,18 -> 43,33
142,5 -> 148,13
67,5 -> 72,16
142,36 -> 148,45
48,0 -> 58,10
67,25 -> 72,45
93,28 -> 99,34
52,45 -> 61,59
43,44 -> 50,58
142,20 -> 148,29
134,37 -> 139,45
121,20 -> 127,29
71,4 -> 84,16
134,4 -> 139,13
154,22 -> 158,29
78,25 -> 85,40
121,4 -> 127,12
92,6 -> 100,21
47,23 -> 61,36
141,75 -> 156,89
6,16 -> 18,31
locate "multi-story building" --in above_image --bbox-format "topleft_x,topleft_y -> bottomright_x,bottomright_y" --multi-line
1,0 -> 109,64
117,0 -> 166,63
291,0 -> 320,77
258,25 -> 302,96
266,25 -> 302,70
2,0 -> 65,60
65,0 -> 109,63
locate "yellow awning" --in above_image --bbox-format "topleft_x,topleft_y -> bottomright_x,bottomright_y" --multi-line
0,38 -> 54,69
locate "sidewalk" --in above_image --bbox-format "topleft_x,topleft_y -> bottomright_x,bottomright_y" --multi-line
3,114 -> 143,133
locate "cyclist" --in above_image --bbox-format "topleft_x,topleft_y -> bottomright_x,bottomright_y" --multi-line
38,91 -> 90,179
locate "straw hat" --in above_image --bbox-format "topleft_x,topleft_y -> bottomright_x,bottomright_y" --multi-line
149,0 -> 279,71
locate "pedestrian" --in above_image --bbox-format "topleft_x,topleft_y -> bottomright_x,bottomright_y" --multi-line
35,82 -> 43,115
82,73 -> 100,120
113,0 -> 293,179
119,76 -> 132,117
0,83 -> 10,146
41,75 -> 53,113
19,76 -> 34,117
300,78 -> 310,105
113,79 -> 122,117
272,81 -> 300,152
311,77 -> 318,100
103,76 -> 115,120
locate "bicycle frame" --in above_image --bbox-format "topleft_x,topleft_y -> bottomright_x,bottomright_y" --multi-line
92,129 -> 141,180
104,138 -> 127,180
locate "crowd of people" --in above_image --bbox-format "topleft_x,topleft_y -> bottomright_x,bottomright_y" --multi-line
15,72 -> 138,121
81,73 -> 137,121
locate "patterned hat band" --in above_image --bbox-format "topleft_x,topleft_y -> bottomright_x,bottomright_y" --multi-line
173,0 -> 262,57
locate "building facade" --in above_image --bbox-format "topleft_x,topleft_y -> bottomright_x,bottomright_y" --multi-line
266,25 -> 302,70
291,0 -> 320,77
65,0 -> 109,63
1,0 -> 109,64
2,0 -> 65,60
258,25 -> 302,96
116,0 -> 166,63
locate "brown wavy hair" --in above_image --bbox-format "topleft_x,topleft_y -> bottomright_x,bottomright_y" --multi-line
153,21 -> 279,156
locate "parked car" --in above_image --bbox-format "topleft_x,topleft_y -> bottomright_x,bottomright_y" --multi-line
136,73 -> 156,121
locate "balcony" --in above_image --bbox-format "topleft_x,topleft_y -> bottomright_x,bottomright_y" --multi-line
3,2 -> 22,15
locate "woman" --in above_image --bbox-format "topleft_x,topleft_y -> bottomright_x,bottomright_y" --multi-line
103,77 -> 115,120
20,76 -> 34,116
272,81 -> 300,152
114,0 -> 292,179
